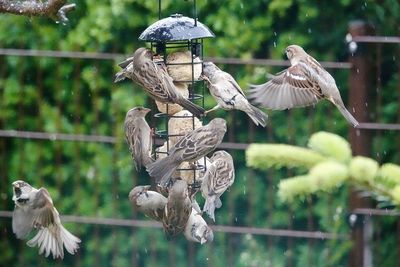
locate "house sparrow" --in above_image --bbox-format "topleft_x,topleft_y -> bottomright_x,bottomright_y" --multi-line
114,47 -> 205,118
124,107 -> 154,171
184,208 -> 214,244
249,44 -> 359,127
146,118 -> 227,187
129,185 -> 167,221
202,62 -> 267,127
11,180 -> 80,259
162,180 -> 191,238
201,150 -> 235,221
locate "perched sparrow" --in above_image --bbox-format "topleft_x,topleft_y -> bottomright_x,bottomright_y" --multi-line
201,150 -> 235,221
124,107 -> 154,171
114,47 -> 205,118
11,180 -> 80,259
184,208 -> 214,244
146,118 -> 227,187
202,62 -> 267,127
249,45 -> 359,127
129,185 -> 167,221
163,180 -> 191,238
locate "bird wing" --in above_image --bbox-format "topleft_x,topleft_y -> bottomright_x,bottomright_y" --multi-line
173,127 -> 219,162
213,158 -> 235,195
222,72 -> 246,97
124,121 -> 142,171
30,188 -> 57,228
249,62 -> 323,110
135,60 -> 178,102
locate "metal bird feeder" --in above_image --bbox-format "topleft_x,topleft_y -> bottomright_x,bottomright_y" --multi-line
139,1 -> 215,190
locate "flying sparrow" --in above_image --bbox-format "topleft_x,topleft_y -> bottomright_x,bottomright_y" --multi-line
146,118 -> 227,187
202,62 -> 267,127
201,150 -> 235,221
11,180 -> 81,259
129,185 -> 167,221
114,47 -> 205,118
184,208 -> 214,244
162,180 -> 192,238
124,107 -> 154,171
249,44 -> 359,127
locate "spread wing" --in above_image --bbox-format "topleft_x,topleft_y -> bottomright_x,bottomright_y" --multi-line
30,188 -> 56,228
249,62 -> 324,110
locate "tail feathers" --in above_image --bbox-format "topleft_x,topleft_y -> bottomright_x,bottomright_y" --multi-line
244,103 -> 268,127
335,103 -> 359,127
175,97 -> 205,118
146,156 -> 180,187
203,196 -> 220,222
143,155 -> 155,168
27,226 -> 64,259
114,70 -> 127,83
27,224 -> 80,259
59,224 -> 81,255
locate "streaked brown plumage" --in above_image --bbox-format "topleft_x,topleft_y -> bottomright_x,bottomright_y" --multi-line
129,185 -> 167,221
124,107 -> 153,171
11,180 -> 80,259
162,180 -> 191,238
115,47 -> 205,118
201,150 -> 235,221
146,118 -> 227,188
249,44 -> 359,127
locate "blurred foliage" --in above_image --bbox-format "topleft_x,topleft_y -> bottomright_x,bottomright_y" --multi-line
247,132 -> 400,208
0,0 -> 399,266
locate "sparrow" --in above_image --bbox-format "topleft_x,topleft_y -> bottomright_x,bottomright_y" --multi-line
201,150 -> 235,221
248,45 -> 359,127
129,185 -> 167,221
11,180 -> 81,259
114,47 -> 205,118
162,180 -> 192,238
202,62 -> 267,127
184,208 -> 214,244
146,118 -> 227,187
124,107 -> 154,171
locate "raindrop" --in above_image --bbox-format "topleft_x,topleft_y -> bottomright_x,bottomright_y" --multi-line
365,102 -> 368,107
235,217 -> 238,222
273,31 -> 277,36
273,42 -> 276,48
308,28 -> 312,34
144,248 -> 148,254
206,258 -> 209,261
356,68 -> 360,74
240,3 -> 244,9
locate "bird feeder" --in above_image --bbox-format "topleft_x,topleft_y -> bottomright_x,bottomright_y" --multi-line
139,2 -> 215,189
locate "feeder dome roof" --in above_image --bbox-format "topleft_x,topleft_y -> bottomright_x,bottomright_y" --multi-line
139,14 -> 215,42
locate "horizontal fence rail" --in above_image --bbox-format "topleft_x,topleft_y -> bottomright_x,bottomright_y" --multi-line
0,211 -> 347,240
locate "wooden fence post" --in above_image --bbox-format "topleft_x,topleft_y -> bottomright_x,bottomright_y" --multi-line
348,20 -> 375,267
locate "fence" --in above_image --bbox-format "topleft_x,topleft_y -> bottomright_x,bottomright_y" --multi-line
0,22 -> 399,267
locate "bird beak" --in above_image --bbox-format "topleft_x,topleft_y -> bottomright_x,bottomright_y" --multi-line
12,181 -> 20,188
143,108 -> 151,114
143,185 -> 151,190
